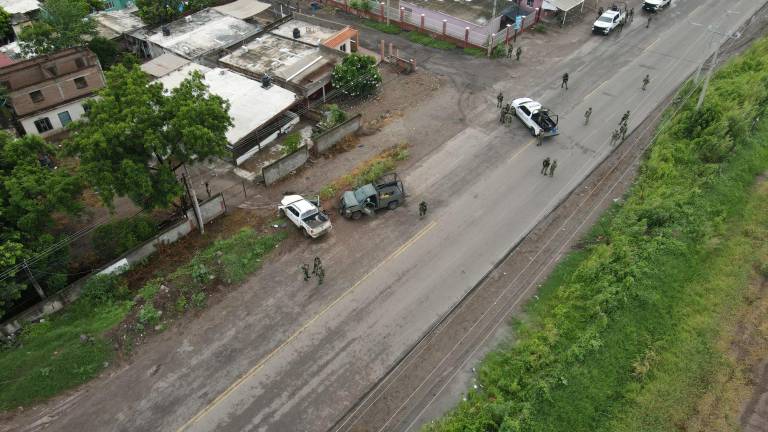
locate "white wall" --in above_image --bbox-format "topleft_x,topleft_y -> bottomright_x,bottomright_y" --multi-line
20,99 -> 88,137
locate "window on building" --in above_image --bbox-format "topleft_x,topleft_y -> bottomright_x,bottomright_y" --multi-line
339,43 -> 347,52
34,117 -> 53,133
57,111 -> 72,126
0,80 -> 9,91
46,65 -> 57,76
30,90 -> 44,103
75,57 -> 86,68
83,102 -> 91,113
74,77 -> 88,89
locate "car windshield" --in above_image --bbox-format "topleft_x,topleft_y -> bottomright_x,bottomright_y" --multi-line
598,16 -> 613,23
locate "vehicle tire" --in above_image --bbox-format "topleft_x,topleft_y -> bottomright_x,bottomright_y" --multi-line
387,200 -> 399,210
351,211 -> 362,220
303,229 -> 311,238
529,126 -> 537,136
278,208 -> 284,217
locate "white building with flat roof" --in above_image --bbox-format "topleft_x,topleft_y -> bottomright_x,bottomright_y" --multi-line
138,8 -> 259,60
154,64 -> 298,165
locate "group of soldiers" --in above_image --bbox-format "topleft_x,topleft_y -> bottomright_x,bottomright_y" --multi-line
505,45 -> 523,61
300,256 -> 325,285
541,157 -> 558,177
610,110 -> 631,145
498,98 -> 516,126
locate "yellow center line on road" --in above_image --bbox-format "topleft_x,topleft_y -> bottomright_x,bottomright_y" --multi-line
176,220 -> 438,432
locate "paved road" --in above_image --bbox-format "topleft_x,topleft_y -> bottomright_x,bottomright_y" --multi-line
176,0 -> 768,431
10,1 -> 766,432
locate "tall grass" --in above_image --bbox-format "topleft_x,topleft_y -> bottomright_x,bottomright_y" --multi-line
425,35 -> 768,432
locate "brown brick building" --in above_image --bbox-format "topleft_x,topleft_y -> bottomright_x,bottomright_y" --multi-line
0,47 -> 106,138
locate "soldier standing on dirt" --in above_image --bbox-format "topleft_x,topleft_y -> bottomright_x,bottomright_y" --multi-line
642,74 -> 651,90
646,14 -> 652,28
584,107 -> 592,125
497,92 -> 504,108
549,160 -> 558,177
541,157 -> 551,175
506,44 -> 514,58
516,46 -> 522,61
301,263 -> 310,281
312,256 -> 322,275
419,201 -> 428,218
561,73 -> 569,90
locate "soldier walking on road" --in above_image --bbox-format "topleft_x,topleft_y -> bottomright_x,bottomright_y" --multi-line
620,110 -> 630,127
646,14 -> 652,28
419,201 -> 428,218
541,157 -> 551,175
642,74 -> 651,90
300,263 -> 310,281
620,123 -> 628,141
516,46 -> 522,61
497,92 -> 504,108
629,8 -> 634,23
506,45 -> 513,58
312,256 -> 322,275
561,73 -> 569,90
500,104 -> 509,123
584,107 -> 592,125
316,265 -> 325,285
549,160 -> 558,177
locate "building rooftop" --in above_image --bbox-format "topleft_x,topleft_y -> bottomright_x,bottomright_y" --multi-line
146,8 -> 259,59
140,53 -> 190,78
156,66 -> 296,144
93,6 -> 146,40
219,34 -> 327,82
213,0 -> 271,20
0,0 -> 39,14
270,18 -> 341,46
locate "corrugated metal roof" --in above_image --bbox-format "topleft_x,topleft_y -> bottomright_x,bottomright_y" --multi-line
545,0 -> 584,11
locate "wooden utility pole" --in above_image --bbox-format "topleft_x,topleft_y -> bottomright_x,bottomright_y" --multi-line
23,259 -> 46,300
696,45 -> 719,111
182,166 -> 205,234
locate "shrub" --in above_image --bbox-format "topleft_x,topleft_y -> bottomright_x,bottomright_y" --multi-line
137,304 -> 161,326
191,291 -> 206,309
81,273 -> 128,305
282,132 -> 301,156
331,53 -> 382,98
92,216 -> 157,260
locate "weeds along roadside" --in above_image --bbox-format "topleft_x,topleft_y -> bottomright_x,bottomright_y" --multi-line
425,35 -> 768,432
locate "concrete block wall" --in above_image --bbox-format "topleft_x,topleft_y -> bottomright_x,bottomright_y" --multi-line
312,114 -> 362,155
263,144 -> 309,185
0,194 -> 227,336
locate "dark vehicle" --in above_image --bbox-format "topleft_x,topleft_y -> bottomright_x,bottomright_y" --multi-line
339,173 -> 406,219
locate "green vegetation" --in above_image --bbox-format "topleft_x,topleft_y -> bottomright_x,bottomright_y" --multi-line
135,0 -> 212,26
363,18 -> 401,34
331,53 -> 382,98
349,0 -> 372,12
314,104 -> 349,137
0,227 -> 285,411
426,36 -> 768,432
320,144 -> 409,200
360,18 -> 402,34
463,47 -> 486,57
282,132 -> 302,156
67,64 -> 232,210
92,215 -> 158,260
18,0 -> 96,56
405,31 -> 455,50
0,299 -> 131,411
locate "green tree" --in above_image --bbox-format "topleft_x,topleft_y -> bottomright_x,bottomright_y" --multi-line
18,0 -> 96,56
87,36 -> 120,69
0,134 -> 83,315
0,7 -> 12,41
135,0 -> 212,26
331,53 -> 382,98
66,64 -> 233,210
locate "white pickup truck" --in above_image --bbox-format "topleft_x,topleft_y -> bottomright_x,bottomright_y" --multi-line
643,0 -> 671,12
511,98 -> 559,138
592,7 -> 626,35
278,195 -> 332,238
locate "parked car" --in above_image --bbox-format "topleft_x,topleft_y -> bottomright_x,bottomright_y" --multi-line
339,173 -> 405,219
643,0 -> 671,12
511,98 -> 559,138
278,195 -> 332,238
592,6 -> 626,35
